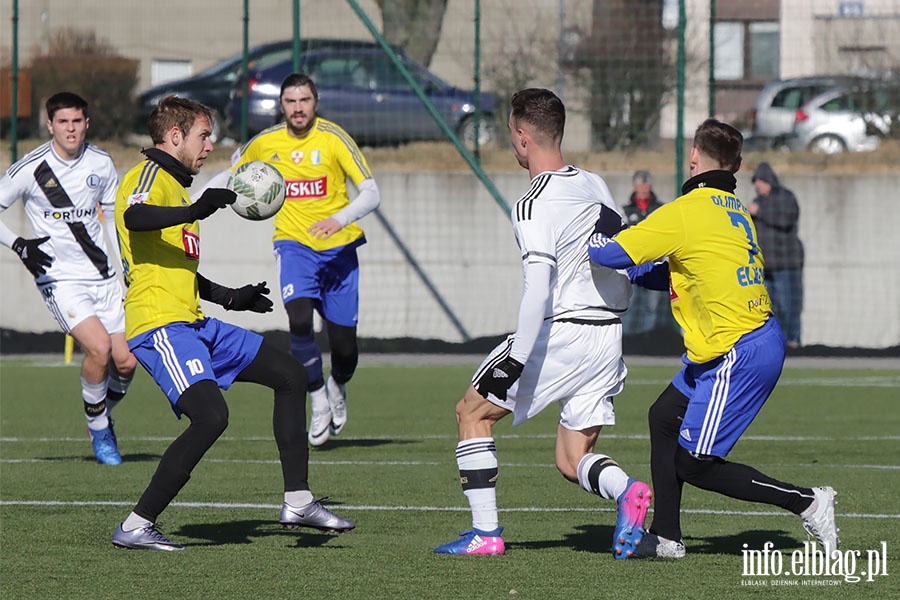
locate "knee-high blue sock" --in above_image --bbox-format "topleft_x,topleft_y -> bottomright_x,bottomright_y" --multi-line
290,333 -> 324,391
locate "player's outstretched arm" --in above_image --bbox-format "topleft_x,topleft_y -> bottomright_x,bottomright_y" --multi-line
124,189 -> 235,231
197,274 -> 273,313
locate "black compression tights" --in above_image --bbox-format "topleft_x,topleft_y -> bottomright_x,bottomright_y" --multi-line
133,341 -> 310,523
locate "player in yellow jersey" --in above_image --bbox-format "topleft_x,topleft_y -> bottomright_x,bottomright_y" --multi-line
588,119 -> 838,559
229,73 -> 381,447
111,96 -> 354,552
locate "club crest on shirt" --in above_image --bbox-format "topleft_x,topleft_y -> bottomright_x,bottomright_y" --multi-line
291,150 -> 304,164
86,174 -> 101,189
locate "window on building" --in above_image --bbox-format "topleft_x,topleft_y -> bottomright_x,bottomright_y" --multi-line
714,20 -> 780,82
151,60 -> 192,86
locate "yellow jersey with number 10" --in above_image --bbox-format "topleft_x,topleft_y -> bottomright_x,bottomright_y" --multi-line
115,159 -> 203,339
231,118 -> 373,252
613,184 -> 773,363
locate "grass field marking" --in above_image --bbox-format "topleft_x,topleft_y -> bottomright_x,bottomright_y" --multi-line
3,458 -> 898,470
1,499 -> 898,520
3,434 -> 899,443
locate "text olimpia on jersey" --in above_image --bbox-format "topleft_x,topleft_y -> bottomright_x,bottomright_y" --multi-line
231,118 -> 373,252
0,141 -> 119,284
513,165 -> 631,321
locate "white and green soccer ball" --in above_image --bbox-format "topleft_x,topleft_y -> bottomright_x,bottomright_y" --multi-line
228,160 -> 286,221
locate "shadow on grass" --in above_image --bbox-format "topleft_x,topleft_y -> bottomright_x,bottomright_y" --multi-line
508,526 -> 801,556
307,438 -> 418,451
687,529 -> 801,555
174,519 -> 354,548
508,524 -> 616,553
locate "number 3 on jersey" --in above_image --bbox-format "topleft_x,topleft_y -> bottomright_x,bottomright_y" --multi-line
728,211 -> 760,264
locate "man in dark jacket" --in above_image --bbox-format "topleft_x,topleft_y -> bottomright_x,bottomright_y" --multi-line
749,162 -> 804,347
620,170 -> 669,335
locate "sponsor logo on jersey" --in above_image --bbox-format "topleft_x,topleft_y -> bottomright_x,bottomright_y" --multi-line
311,150 -> 321,165
182,228 -> 200,260
128,193 -> 147,206
270,153 -> 280,163
45,177 -> 59,188
43,207 -> 98,221
285,177 -> 327,199
86,174 -> 101,189
291,150 -> 304,164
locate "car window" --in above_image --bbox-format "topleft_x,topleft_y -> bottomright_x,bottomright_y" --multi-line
771,85 -> 832,110
250,48 -> 295,71
309,56 -> 371,89
820,94 -> 850,112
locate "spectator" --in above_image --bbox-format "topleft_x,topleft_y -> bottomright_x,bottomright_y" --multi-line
620,170 -> 669,336
749,162 -> 804,348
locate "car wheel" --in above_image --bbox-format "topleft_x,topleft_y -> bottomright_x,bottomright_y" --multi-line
807,134 -> 847,154
458,115 -> 497,148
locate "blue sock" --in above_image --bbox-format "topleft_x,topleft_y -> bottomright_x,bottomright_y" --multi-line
290,333 -> 324,390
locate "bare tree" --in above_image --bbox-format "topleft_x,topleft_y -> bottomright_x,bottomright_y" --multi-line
375,0 -> 448,67
565,0 -> 673,150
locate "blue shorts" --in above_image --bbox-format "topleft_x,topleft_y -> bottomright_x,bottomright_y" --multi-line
673,318 -> 785,457
275,239 -> 363,327
129,318 -> 263,417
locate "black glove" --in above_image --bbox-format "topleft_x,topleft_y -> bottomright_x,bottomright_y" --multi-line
12,236 -> 53,277
224,282 -> 273,313
474,356 -> 524,402
593,204 -> 628,237
188,188 -> 236,221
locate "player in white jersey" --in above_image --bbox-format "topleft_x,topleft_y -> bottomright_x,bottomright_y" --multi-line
434,89 -> 654,559
0,92 -> 136,465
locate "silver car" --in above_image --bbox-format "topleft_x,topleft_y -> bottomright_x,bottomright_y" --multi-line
786,85 -> 895,154
747,76 -> 862,149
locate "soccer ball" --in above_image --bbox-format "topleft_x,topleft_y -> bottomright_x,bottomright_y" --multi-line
228,160 -> 286,221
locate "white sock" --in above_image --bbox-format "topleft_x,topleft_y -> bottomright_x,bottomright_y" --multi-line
81,377 -> 109,431
577,453 -> 630,500
122,512 -> 153,531
456,438 -> 499,532
309,387 -> 329,414
285,490 -> 315,507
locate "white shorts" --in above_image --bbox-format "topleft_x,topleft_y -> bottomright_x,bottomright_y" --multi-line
473,319 -> 627,430
38,278 -> 126,335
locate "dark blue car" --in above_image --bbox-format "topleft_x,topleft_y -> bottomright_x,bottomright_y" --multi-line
229,46 -> 497,147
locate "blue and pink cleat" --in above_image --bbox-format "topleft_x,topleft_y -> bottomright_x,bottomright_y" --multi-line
613,478 -> 652,559
434,526 -> 505,555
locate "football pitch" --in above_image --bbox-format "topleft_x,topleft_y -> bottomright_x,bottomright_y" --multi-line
1,355 -> 897,599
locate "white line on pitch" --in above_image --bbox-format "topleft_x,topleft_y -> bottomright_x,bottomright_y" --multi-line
2,434 -> 899,443
1,458 -> 897,470
0,499 -> 897,519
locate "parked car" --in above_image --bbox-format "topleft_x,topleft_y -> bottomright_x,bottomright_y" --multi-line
135,39 -> 373,142
746,76 -> 866,150
786,82 -> 897,153
228,45 -> 497,147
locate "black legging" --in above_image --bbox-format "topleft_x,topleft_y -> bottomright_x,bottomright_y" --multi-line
134,340 -> 309,522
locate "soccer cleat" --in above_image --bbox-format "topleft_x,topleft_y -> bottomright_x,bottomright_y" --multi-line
90,425 -> 122,465
631,532 -> 686,559
112,523 -> 184,551
612,478 -> 652,559
326,376 -> 347,436
803,486 -> 840,551
308,387 -> 332,447
434,527 -> 506,555
280,499 -> 356,532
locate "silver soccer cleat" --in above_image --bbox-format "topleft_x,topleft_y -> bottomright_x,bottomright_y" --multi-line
279,499 -> 356,532
112,523 -> 185,551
